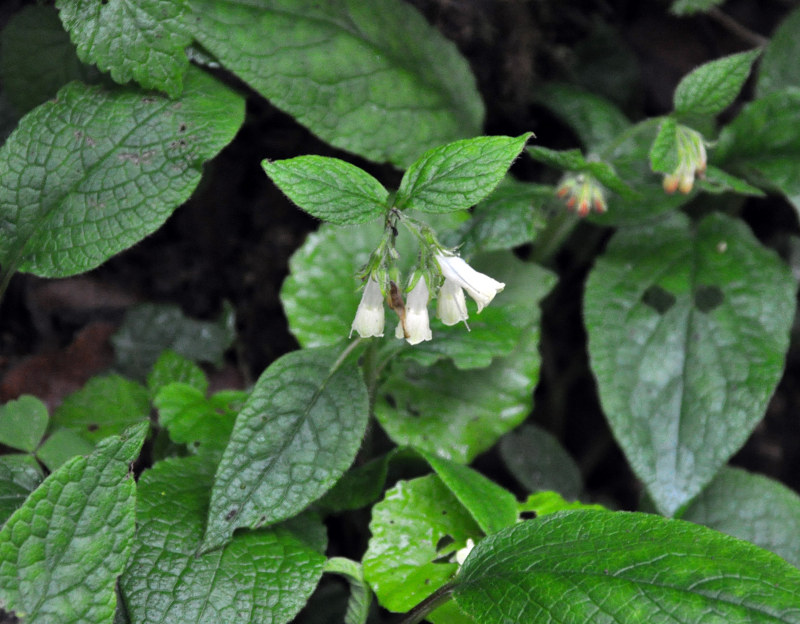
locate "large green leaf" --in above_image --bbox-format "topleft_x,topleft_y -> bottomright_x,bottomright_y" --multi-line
453,510 -> 800,623
0,67 -> 244,281
202,345 -> 369,552
757,6 -> 800,96
0,5 -> 99,115
714,88 -> 800,213
187,0 -> 483,167
0,424 -> 146,623
683,466 -> 800,567
122,456 -> 327,624
673,50 -> 760,117
362,474 -> 480,623
0,394 -> 48,453
375,254 -> 556,462
56,0 -> 191,97
51,374 -> 150,444
0,454 -> 44,526
585,212 -> 796,516
396,134 -> 532,213
263,156 -> 388,225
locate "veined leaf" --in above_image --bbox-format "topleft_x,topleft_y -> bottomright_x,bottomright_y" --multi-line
673,50 -> 760,117
757,6 -> 800,96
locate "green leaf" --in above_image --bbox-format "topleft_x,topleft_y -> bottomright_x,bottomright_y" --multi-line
527,146 -> 637,198
536,83 -> 631,151
0,68 -> 244,280
112,301 -> 236,379
457,178 -> 548,256
35,428 -> 95,472
121,455 -> 327,624
674,50 -> 760,117
0,423 -> 146,623
187,0 -> 483,167
518,491 -> 604,516
154,383 -> 245,457
375,254 -> 556,462
56,0 -> 191,97
0,5 -> 100,115
316,453 -> 393,513
0,454 -> 44,526
263,156 -> 388,225
670,0 -> 725,15
51,375 -> 150,444
146,349 -> 208,397
396,134 -> 532,213
422,452 -> 518,535
499,423 -> 583,499
454,510 -> 800,623
324,558 -> 372,624
202,345 -> 369,552
362,474 -> 480,622
648,116 -> 680,174
699,165 -> 767,196
758,7 -> 800,96
0,395 -> 48,452
714,88 -> 800,213
280,215 -> 467,348
585,212 -> 796,516
683,466 -> 800,567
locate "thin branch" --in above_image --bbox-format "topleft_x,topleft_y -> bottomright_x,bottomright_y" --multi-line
707,7 -> 769,47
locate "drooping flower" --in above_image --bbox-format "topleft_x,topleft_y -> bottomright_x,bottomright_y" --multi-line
437,276 -> 469,327
662,125 -> 707,195
395,276 -> 432,345
434,253 -> 505,313
556,172 -> 607,216
350,276 -> 384,338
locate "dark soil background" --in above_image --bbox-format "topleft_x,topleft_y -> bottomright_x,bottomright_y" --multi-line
1,1 -> 799,609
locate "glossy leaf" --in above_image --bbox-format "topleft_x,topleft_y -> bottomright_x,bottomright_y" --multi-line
0,5 -> 99,115
422,452 -> 518,535
585,212 -> 796,515
122,456 -> 327,624
0,454 -> 44,526
0,68 -> 244,280
187,0 -> 483,166
51,374 -> 150,443
396,134 -> 532,213
263,156 -> 388,225
683,466 -> 800,567
112,302 -> 236,379
0,394 -> 48,453
454,510 -> 800,623
362,474 -> 480,623
0,424 -> 146,623
55,0 -> 192,96
757,6 -> 800,96
499,423 -> 583,499
375,254 -> 556,462
673,50 -> 760,116
202,345 -> 368,552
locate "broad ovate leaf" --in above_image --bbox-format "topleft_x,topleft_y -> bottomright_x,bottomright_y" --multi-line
683,466 -> 800,567
0,395 -> 48,453
202,345 -> 368,551
263,155 -> 388,225
0,67 -> 244,280
122,456 -> 327,624
673,50 -> 760,117
454,510 -> 800,623
585,212 -> 795,516
757,6 -> 800,96
56,0 -> 192,96
0,424 -> 146,623
187,0 -> 483,166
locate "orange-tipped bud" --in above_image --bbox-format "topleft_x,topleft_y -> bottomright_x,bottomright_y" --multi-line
663,175 -> 679,194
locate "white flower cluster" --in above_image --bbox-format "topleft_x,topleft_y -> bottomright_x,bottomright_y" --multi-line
350,252 -> 505,345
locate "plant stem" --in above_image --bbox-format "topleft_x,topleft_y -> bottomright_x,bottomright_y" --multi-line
528,210 -> 579,266
396,584 -> 455,624
707,8 -> 768,47
331,337 -> 363,373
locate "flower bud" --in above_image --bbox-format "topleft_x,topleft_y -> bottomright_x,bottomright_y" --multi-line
350,276 -> 384,338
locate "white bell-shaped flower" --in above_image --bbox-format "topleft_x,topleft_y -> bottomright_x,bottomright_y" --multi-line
350,276 -> 384,338
434,253 -> 505,313
395,277 -> 432,345
437,277 -> 469,326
